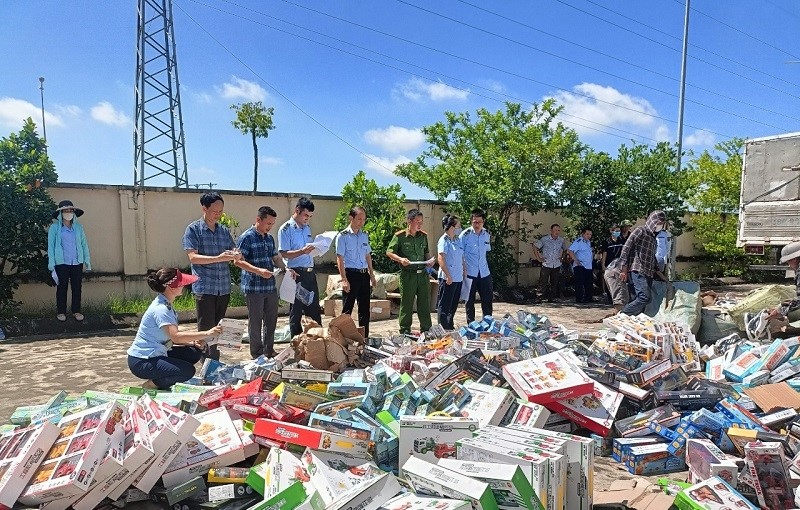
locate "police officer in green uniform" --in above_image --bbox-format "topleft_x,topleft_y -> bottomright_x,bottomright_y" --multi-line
386,208 -> 434,334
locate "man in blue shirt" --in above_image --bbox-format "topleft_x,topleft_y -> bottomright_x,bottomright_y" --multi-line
236,206 -> 292,359
459,209 -> 493,323
183,192 -> 241,360
279,197 -> 322,336
336,206 -> 376,337
568,227 -> 595,304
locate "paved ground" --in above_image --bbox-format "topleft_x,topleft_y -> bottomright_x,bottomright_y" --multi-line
0,287 -> 757,495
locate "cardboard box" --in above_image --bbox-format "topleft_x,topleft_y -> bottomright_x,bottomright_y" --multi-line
401,456 -> 498,510
459,382 -> 515,428
614,405 -> 681,437
684,439 -> 738,486
379,493 -> 470,510
505,400 -> 550,430
101,401 -> 157,502
299,449 -> 382,505
0,422 -> 60,509
594,478 -> 676,510
398,415 -> 478,468
437,459 -> 544,510
260,448 -> 315,501
546,383 -> 622,437
19,402 -> 126,505
744,441 -> 793,508
161,407 -> 245,487
68,414 -> 126,510
624,443 -> 686,476
743,381 -> 800,413
253,419 -> 370,456
612,437 -> 662,463
502,351 -> 594,405
326,472 -> 400,510
247,480 -> 307,510
674,476 -> 758,510
151,475 -> 207,505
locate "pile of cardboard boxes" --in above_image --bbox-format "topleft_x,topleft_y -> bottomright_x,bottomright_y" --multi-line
7,311 -> 800,509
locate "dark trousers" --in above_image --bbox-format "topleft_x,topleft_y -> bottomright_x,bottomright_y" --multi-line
196,293 -> 230,361
343,270 -> 371,337
465,273 -> 493,323
437,279 -> 462,330
539,266 -> 560,300
245,292 -> 279,359
573,266 -> 594,303
398,270 -> 431,334
127,346 -> 203,389
55,264 -> 83,314
623,271 -> 652,315
289,270 -> 322,337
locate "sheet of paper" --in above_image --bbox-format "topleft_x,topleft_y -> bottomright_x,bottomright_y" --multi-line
51,269 -> 59,285
406,257 -> 436,266
460,276 -> 472,302
279,272 -> 297,303
308,230 -> 339,257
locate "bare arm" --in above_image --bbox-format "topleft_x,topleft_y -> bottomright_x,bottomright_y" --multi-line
162,324 -> 222,347
438,252 -> 452,284
337,255 -> 349,293
235,259 -> 272,279
187,249 -> 234,265
279,245 -> 314,259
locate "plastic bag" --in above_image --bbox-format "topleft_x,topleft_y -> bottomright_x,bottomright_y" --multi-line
295,284 -> 315,306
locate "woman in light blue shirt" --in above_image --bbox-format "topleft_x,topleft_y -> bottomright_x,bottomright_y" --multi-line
47,200 -> 91,322
127,267 -> 222,389
436,215 -> 466,330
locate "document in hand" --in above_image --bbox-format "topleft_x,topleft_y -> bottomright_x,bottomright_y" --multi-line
279,272 -> 297,303
309,231 -> 339,257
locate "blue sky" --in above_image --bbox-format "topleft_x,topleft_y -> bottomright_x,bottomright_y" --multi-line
2,0 -> 799,199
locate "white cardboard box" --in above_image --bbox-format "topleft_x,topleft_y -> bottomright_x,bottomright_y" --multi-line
401,456 -> 498,510
459,382 -> 515,428
398,415 -> 478,469
327,472 -> 401,510
502,352 -> 594,404
300,449 -> 383,506
507,400 -> 551,431
379,493 -> 470,510
437,459 -> 543,510
0,422 -> 60,509
263,448 -> 315,501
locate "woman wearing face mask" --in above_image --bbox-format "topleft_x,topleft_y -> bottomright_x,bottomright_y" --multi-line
127,267 -> 222,389
436,214 -> 466,330
48,200 -> 91,322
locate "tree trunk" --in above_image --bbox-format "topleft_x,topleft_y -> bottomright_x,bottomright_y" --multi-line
251,130 -> 259,193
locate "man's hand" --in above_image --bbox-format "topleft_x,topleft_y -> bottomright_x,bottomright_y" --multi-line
425,259 -> 435,268
289,269 -> 298,280
400,257 -> 410,267
445,275 -> 453,285
302,245 -> 315,254
341,279 -> 350,292
619,269 -> 628,282
369,274 -> 377,287
259,268 -> 274,279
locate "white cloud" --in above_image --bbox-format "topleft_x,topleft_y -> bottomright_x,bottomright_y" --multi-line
0,97 -> 64,129
548,83 -> 667,139
219,76 -> 267,102
362,153 -> 412,176
684,129 -> 716,147
90,101 -> 130,127
364,126 -> 424,153
55,104 -> 82,118
396,78 -> 469,102
260,156 -> 283,166
194,92 -> 213,104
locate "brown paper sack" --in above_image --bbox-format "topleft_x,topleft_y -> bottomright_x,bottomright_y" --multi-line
325,339 -> 348,365
303,337 -> 330,369
328,314 -> 365,344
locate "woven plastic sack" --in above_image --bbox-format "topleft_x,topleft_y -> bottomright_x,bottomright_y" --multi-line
727,284 -> 796,330
654,281 -> 702,334
697,309 -> 740,344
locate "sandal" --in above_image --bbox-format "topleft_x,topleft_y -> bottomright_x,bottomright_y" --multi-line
56,314 -> 67,322
73,313 -> 85,321
141,380 -> 159,390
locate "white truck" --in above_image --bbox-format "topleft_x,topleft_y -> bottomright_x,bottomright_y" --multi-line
738,132 -> 800,268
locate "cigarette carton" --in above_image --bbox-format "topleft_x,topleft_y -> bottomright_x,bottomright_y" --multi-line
502,351 -> 594,404
612,437 -> 662,463
378,493 -> 470,510
744,441 -> 793,509
723,351 -> 762,383
19,402 -> 126,506
281,368 -> 335,382
401,456 -> 499,510
674,476 -> 758,510
437,459 -> 544,510
459,382 -> 515,428
0,422 -> 60,509
161,407 -> 245,487
398,416 -> 477,468
253,419 -> 370,456
626,359 -> 673,386
614,404 -> 681,437
307,414 -> 375,442
546,383 -> 622,437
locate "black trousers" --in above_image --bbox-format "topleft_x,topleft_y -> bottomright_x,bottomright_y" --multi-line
289,269 -> 322,337
55,264 -> 83,314
437,279 -> 462,330
343,270 -> 371,337
573,266 -> 594,303
539,266 -> 560,300
465,273 -> 493,323
195,293 -> 230,361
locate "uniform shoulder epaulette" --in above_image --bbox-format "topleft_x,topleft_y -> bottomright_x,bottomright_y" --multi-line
280,222 -> 290,231
419,230 -> 428,236
394,229 -> 406,236
340,229 -> 349,235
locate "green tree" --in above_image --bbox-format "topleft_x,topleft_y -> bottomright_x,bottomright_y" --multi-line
684,138 -> 748,274
334,171 -> 406,274
559,142 -> 690,243
0,119 -> 58,316
231,102 -> 275,192
219,212 -> 242,286
395,101 -> 584,288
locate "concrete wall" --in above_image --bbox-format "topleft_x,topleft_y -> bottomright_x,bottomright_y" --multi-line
14,183 -> 707,312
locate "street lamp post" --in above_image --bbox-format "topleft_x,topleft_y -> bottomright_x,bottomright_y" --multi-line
38,76 -> 47,154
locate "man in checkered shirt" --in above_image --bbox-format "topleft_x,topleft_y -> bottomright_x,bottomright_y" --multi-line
618,210 -> 668,315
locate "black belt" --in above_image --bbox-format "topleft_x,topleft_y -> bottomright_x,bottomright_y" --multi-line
345,268 -> 369,274
291,267 -> 314,272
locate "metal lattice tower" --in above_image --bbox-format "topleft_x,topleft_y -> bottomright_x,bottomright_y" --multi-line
134,0 -> 189,188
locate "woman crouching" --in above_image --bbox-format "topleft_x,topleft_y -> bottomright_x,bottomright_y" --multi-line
127,268 -> 221,389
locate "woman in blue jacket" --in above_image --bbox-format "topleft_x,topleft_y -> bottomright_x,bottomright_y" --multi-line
47,200 -> 91,321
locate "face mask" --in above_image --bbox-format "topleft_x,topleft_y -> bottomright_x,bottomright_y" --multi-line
454,228 -> 463,236
612,231 -> 620,238
62,212 -> 74,221
654,224 -> 664,233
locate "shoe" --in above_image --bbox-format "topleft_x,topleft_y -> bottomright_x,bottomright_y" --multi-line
73,313 -> 85,321
56,314 -> 67,322
141,380 -> 159,390
266,350 -> 278,358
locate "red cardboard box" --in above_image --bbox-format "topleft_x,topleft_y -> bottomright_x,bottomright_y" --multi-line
502,351 -> 594,404
253,419 -> 370,456
546,383 -> 622,437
